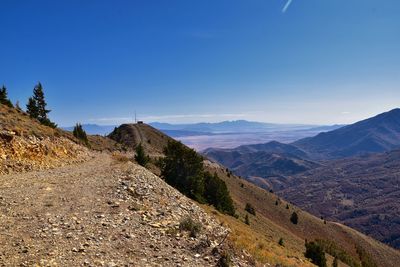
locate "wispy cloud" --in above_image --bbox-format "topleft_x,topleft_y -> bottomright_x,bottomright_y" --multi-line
282,0 -> 293,13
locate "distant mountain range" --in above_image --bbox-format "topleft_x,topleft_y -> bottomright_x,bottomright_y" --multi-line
294,108 -> 400,159
150,120 -> 343,134
62,120 -> 344,139
204,108 -> 400,249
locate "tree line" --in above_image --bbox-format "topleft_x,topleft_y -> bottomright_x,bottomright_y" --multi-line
0,83 -> 57,128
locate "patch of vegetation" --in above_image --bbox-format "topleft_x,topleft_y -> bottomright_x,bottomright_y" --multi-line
0,85 -> 13,108
356,244 -> 377,267
290,211 -> 298,224
111,152 -> 130,163
135,143 -> 150,167
278,238 -> 284,247
73,123 -> 89,146
179,217 -> 202,238
304,241 -> 327,267
26,82 -> 57,128
315,239 -> 360,267
159,140 -> 235,216
204,172 -> 236,215
245,203 -> 256,216
245,214 -> 250,225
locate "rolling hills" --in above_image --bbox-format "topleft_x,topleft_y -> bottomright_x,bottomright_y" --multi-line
293,108 -> 400,159
270,150 -> 400,249
204,108 -> 400,251
109,122 -> 400,266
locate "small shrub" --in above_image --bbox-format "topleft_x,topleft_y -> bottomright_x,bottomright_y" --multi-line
286,204 -> 289,209
73,123 -> 89,146
112,152 -> 129,162
135,143 -> 150,167
304,241 -> 327,267
245,214 -> 250,225
275,200 -> 279,206
245,203 -> 256,216
179,217 -> 202,238
278,238 -> 284,246
290,212 -> 298,224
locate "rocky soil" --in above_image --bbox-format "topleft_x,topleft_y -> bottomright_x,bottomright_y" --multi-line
0,131 -> 90,175
0,153 -> 254,266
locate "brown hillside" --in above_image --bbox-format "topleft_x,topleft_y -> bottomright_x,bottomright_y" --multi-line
111,122 -> 400,267
0,105 -> 121,174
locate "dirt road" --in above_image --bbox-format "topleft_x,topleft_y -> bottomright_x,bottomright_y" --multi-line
0,153 -> 238,267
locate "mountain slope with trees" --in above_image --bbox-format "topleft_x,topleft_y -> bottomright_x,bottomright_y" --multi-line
108,122 -> 400,267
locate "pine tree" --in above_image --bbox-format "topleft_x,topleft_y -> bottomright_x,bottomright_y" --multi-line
290,211 -> 298,224
33,83 -> 49,120
304,241 -> 327,267
159,140 -> 235,216
0,85 -> 13,108
73,123 -> 89,146
135,143 -> 149,167
27,83 -> 57,128
26,97 -> 39,118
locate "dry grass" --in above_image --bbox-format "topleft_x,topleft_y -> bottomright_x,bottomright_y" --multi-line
203,205 -> 314,266
203,160 -> 400,267
0,105 -> 123,152
111,152 -> 130,163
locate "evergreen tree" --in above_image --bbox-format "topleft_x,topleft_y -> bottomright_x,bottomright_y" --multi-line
204,172 -> 236,216
0,85 -> 13,108
159,140 -> 235,215
160,140 -> 205,202
304,241 -> 327,267
26,97 -> 39,118
27,83 -> 57,128
290,211 -> 298,224
135,143 -> 149,167
73,123 -> 89,146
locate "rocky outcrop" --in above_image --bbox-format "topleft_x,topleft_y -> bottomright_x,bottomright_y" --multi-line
0,130 -> 90,175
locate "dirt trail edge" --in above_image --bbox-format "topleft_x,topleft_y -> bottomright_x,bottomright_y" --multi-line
0,153 -> 251,267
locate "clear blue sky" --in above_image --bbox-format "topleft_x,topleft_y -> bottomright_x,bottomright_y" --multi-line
1,0 -> 399,126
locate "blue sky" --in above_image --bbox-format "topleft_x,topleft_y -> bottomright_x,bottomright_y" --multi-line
1,0 -> 399,126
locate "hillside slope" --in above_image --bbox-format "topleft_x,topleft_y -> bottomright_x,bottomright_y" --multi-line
0,107 -> 253,266
293,108 -> 400,159
111,123 -> 400,267
271,149 -> 400,249
0,105 -> 121,174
